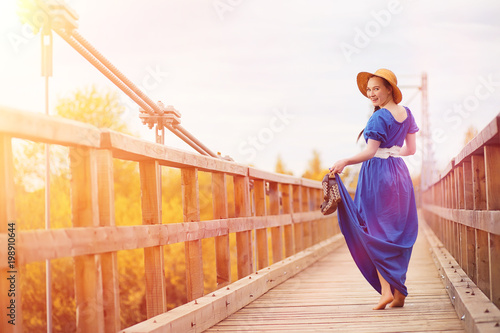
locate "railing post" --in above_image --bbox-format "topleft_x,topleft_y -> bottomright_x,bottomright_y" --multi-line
484,145 -> 500,307
139,160 -> 167,316
212,172 -> 230,289
281,184 -> 295,257
451,171 -> 458,260
292,185 -> 303,252
234,175 -> 253,278
309,188 -> 319,245
69,147 -> 105,333
269,182 -> 283,264
0,135 -> 23,333
96,150 -> 121,331
254,179 -> 269,269
182,168 -> 204,301
455,165 -> 466,269
301,187 -> 311,249
463,159 -> 476,281
471,155 -> 490,298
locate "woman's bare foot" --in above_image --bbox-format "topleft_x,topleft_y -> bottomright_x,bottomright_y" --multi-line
373,293 -> 394,310
389,289 -> 406,308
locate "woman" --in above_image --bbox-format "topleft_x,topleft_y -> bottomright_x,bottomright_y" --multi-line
330,68 -> 419,310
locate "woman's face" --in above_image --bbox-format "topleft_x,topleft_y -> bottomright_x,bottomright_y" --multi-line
366,76 -> 393,107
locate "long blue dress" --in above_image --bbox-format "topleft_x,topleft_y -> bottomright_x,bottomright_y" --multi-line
336,106 -> 419,297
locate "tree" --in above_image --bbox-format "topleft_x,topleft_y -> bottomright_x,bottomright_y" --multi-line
464,125 -> 478,146
15,86 -> 148,331
301,150 -> 330,181
56,86 -> 130,133
274,155 -> 293,175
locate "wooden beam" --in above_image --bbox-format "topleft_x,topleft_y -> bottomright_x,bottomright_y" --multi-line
233,175 -> 253,279
463,160 -> 473,210
0,135 -> 22,333
466,226 -> 477,284
2,212 -> 334,268
476,229 -> 490,302
484,145 -> 500,210
212,172 -> 231,289
248,167 -> 301,185
96,149 -> 121,332
422,219 -> 500,333
309,188 -> 320,245
117,234 -> 345,333
455,115 -> 500,165
182,168 -> 204,302
292,185 -> 303,252
422,205 -> 500,235
140,160 -> 167,317
253,179 -> 268,270
456,165 -> 465,209
281,184 -> 294,257
471,155 -> 486,210
101,130 -> 246,176
269,182 -> 283,264
0,106 -> 100,147
69,147 -> 105,333
489,233 -> 500,308
301,187 -> 311,249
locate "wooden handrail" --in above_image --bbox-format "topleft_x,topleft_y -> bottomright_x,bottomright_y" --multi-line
422,112 -> 500,310
0,107 -> 340,333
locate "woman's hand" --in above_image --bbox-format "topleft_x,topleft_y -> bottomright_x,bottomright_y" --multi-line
330,159 -> 348,174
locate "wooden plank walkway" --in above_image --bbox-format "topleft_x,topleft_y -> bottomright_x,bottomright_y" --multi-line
206,220 -> 466,332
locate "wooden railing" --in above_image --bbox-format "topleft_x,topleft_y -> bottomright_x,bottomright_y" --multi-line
0,107 -> 340,333
422,113 -> 500,310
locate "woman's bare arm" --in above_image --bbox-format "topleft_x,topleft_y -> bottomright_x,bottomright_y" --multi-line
330,139 -> 381,174
399,133 -> 417,156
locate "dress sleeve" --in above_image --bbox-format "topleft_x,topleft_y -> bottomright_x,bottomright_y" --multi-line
363,111 -> 387,143
407,108 -> 419,134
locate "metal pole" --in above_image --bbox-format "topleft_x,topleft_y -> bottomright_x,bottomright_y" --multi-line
420,72 -> 430,191
156,125 -> 164,221
42,28 -> 53,333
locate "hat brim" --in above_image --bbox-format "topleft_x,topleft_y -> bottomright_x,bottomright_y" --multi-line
356,71 -> 402,104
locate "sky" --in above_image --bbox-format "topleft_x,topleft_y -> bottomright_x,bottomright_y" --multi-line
1,0 -> 500,177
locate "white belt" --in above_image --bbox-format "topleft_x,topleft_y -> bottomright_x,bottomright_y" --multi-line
374,146 -> 401,159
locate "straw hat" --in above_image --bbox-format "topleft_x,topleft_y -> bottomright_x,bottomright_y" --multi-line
356,69 -> 402,104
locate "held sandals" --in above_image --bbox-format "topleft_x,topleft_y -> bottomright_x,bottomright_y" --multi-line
320,172 -> 342,215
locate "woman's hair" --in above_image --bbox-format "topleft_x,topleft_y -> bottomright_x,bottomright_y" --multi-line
356,76 -> 393,143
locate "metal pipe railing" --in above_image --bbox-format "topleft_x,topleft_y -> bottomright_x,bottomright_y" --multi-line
44,9 -> 220,158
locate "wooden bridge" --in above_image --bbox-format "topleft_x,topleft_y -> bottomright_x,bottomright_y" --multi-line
1,107 -> 499,332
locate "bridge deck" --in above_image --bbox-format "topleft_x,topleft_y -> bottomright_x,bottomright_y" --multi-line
206,218 -> 466,332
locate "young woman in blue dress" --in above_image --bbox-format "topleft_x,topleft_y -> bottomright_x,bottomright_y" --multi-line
330,69 -> 419,310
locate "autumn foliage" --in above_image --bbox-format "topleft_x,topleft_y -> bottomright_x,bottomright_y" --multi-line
15,86 -> 339,332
